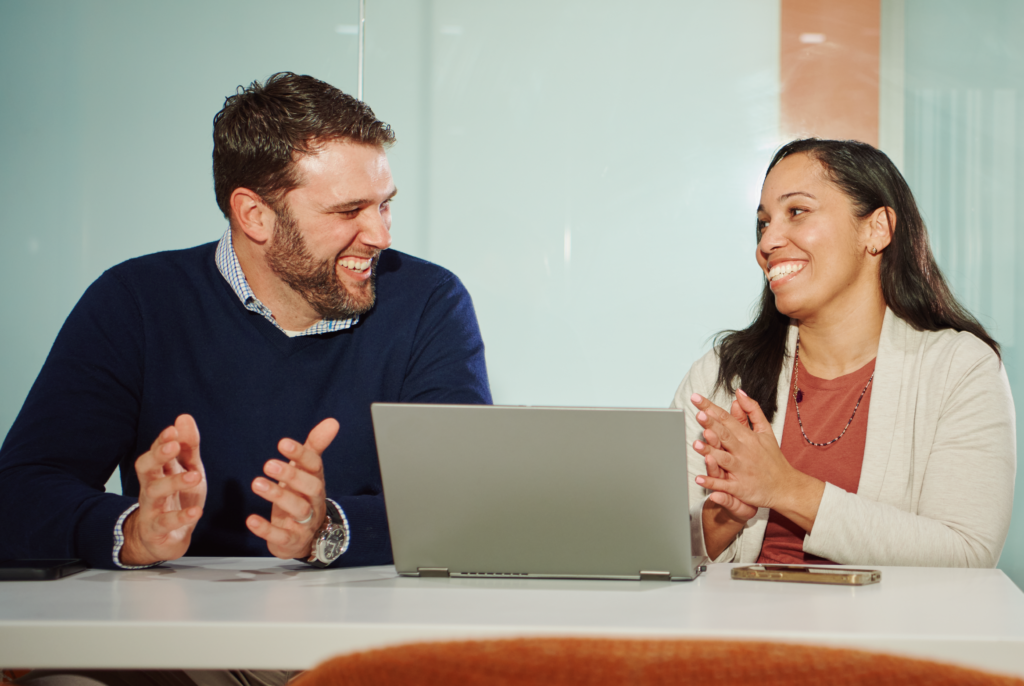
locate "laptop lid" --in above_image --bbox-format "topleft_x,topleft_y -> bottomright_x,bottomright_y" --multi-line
371,404 -> 702,581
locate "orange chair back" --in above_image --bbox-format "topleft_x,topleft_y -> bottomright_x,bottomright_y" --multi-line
291,638 -> 1024,686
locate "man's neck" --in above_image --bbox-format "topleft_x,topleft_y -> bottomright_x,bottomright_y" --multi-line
231,229 -> 322,332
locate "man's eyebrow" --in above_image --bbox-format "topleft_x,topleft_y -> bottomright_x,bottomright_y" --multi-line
325,187 -> 398,212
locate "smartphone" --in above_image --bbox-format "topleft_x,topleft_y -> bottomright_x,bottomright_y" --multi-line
731,564 -> 880,586
0,559 -> 88,581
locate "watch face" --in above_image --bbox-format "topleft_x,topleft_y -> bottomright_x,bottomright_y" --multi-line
318,527 -> 347,562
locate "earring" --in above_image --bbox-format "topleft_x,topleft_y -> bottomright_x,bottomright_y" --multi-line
870,247 -> 877,255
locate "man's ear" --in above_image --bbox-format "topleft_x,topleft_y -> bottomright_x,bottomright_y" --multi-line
230,188 -> 275,244
866,206 -> 896,254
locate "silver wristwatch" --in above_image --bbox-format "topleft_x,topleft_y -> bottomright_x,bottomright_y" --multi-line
305,503 -> 348,568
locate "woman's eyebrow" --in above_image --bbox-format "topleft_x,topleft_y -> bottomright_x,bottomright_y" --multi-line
779,191 -> 816,201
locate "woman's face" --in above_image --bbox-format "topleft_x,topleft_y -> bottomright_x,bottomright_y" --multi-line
755,152 -> 879,323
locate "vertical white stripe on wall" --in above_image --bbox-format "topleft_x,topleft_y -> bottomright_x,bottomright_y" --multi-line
879,0 -> 905,171
964,89 -> 983,315
991,89 -> 1016,346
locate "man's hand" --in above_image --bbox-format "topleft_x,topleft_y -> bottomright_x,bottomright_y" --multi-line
247,418 -> 339,560
121,414 -> 206,566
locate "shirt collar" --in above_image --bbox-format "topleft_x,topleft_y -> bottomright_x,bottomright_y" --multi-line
214,230 -> 358,336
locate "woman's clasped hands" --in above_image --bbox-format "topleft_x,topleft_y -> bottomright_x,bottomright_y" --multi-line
690,390 -> 825,537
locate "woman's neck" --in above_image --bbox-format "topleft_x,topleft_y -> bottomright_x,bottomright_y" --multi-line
796,292 -> 886,380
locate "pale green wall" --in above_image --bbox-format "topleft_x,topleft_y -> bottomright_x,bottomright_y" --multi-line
902,0 -> 1024,588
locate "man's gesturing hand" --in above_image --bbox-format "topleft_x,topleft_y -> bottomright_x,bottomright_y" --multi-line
121,414 -> 206,566
247,418 -> 340,560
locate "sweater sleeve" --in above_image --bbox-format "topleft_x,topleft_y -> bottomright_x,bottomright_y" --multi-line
325,271 -> 492,567
397,272 -> 491,405
804,338 -> 1016,567
0,270 -> 146,569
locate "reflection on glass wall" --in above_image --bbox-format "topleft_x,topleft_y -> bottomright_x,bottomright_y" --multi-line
902,0 -> 1024,583
367,0 -> 780,409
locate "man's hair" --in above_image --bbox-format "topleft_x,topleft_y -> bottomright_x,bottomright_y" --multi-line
212,72 -> 395,219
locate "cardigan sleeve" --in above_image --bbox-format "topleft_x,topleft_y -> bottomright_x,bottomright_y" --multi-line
672,349 -> 755,563
804,335 -> 1016,567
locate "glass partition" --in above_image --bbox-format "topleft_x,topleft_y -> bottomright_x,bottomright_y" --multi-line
1,0 -> 1022,587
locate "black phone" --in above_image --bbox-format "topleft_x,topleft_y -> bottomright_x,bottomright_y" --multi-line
0,559 -> 88,581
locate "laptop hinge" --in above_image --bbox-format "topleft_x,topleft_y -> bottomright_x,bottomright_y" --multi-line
417,567 -> 450,578
639,570 -> 672,581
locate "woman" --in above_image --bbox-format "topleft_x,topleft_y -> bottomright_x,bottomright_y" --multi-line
673,139 -> 1015,567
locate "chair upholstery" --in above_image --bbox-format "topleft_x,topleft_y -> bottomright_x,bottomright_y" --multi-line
290,638 -> 1024,686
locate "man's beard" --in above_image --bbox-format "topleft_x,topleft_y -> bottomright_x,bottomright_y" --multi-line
265,206 -> 378,321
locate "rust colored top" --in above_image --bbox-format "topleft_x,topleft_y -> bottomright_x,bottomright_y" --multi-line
756,355 -> 876,565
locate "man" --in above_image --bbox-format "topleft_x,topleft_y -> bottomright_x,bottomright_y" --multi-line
0,72 -> 491,572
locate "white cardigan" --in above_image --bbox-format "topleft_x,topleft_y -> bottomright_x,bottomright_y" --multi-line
672,309 -> 1016,567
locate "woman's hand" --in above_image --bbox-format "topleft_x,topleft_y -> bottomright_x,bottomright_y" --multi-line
698,397 -> 758,522
695,396 -> 758,560
691,390 -> 825,533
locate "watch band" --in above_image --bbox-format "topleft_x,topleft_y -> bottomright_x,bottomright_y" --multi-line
304,501 -> 349,568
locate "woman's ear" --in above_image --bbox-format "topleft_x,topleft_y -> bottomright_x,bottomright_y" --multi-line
866,206 -> 896,255
230,188 -> 274,244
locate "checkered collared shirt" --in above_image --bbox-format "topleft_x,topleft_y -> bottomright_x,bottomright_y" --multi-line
215,229 -> 359,335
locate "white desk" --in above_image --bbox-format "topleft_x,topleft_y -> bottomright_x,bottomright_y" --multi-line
2,558 -> 1024,677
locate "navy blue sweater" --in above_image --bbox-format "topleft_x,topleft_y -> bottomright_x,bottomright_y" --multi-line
0,244 -> 491,569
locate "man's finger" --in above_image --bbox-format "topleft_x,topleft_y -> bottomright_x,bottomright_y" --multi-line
135,427 -> 180,476
277,439 -> 324,476
263,460 -> 322,498
277,418 -> 339,473
173,414 -> 202,469
150,507 -> 203,537
143,470 -> 202,502
246,514 -> 301,549
305,418 -> 340,455
251,477 -> 315,520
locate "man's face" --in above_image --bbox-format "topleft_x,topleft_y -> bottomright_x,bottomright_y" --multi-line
265,140 -> 395,321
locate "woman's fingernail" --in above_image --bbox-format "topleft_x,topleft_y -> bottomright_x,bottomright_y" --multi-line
253,479 -> 269,492
695,476 -> 705,485
691,393 -> 702,404
266,461 -> 282,476
694,441 -> 705,450
697,411 -> 707,422
738,388 -> 748,397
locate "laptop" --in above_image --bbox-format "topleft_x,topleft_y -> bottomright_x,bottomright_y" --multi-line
371,403 -> 704,581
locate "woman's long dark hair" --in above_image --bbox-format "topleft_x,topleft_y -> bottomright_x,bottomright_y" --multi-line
714,139 -> 1000,422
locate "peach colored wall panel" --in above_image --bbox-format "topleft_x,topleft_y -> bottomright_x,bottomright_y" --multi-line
780,0 -> 880,146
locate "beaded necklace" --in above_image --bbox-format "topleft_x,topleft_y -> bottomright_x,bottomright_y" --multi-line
792,335 -> 874,448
